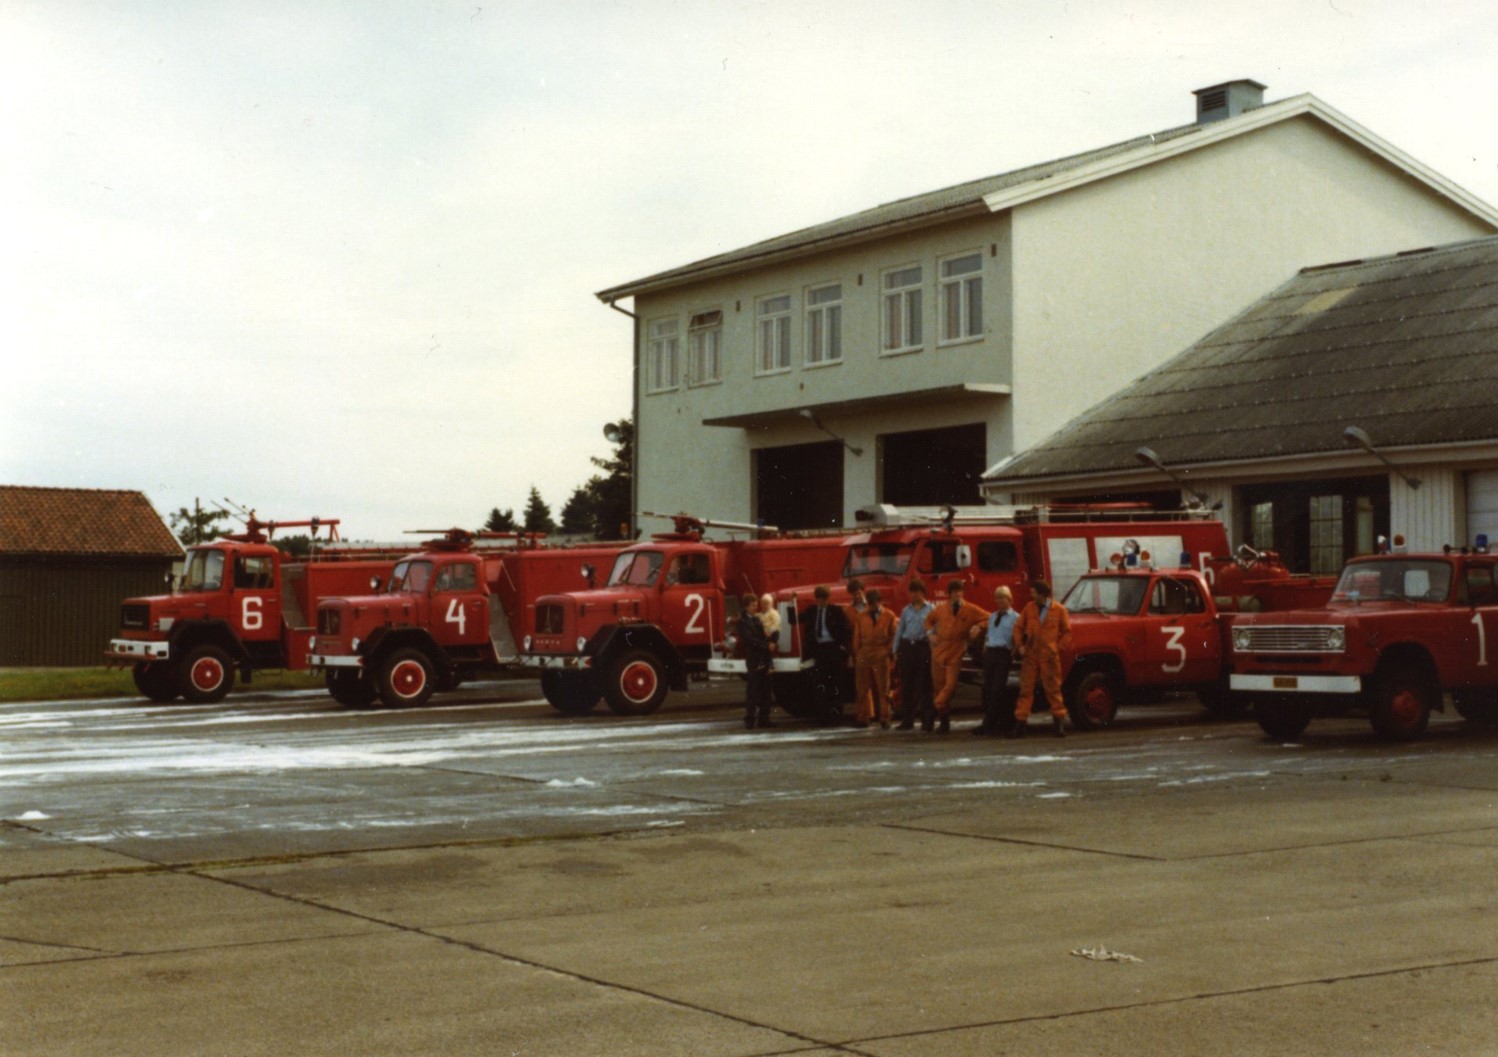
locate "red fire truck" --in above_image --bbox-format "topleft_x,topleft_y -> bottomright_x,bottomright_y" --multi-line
524,505 -> 1230,719
1058,546 -> 1337,729
1228,544 -> 1498,741
307,531 -> 630,708
106,518 -> 397,704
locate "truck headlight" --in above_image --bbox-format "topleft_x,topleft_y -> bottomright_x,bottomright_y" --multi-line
1326,627 -> 1345,650
1233,628 -> 1251,651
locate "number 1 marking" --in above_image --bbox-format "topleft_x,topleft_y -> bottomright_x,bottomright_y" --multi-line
1161,625 -> 1187,673
446,598 -> 467,636
1474,611 -> 1488,667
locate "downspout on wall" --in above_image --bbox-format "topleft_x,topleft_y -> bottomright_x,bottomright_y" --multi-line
607,299 -> 640,539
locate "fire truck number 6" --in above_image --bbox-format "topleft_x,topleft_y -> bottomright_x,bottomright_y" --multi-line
242,596 -> 263,631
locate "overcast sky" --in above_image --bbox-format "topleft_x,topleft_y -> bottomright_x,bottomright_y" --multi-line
3,0 -> 1496,542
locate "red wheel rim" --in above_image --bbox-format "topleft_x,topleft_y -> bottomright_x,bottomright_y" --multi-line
1084,682 -> 1114,724
1389,687 -> 1421,728
190,657 -> 225,693
390,659 -> 427,699
619,660 -> 658,704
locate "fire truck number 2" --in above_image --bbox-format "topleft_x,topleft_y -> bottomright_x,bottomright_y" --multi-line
242,596 -> 263,631
446,599 -> 467,636
684,593 -> 707,635
1160,625 -> 1187,673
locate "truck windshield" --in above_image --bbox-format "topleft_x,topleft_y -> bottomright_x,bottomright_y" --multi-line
387,560 -> 434,594
844,543 -> 913,579
180,549 -> 226,592
1063,575 -> 1149,615
1332,560 -> 1453,604
608,551 -> 664,587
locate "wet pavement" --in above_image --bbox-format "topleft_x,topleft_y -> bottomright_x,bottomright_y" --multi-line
5,680 -> 1498,1054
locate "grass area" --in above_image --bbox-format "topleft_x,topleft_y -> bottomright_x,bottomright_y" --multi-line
0,666 -> 326,704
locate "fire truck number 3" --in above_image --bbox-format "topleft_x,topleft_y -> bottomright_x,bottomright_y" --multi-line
242,596 -> 263,631
446,599 -> 467,636
1160,625 -> 1187,673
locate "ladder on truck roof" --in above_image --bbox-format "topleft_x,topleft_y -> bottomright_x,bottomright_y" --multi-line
853,503 -> 1220,530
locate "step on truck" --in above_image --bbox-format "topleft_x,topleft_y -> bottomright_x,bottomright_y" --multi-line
106,517 -> 397,704
1228,539 -> 1498,741
307,530 -> 630,709
1057,544 -> 1337,729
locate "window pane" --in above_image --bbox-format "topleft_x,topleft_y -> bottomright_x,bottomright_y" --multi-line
884,294 -> 901,349
808,283 -> 841,305
942,253 -> 981,278
807,312 -> 823,362
776,317 -> 790,366
966,277 -> 983,334
827,306 -> 841,359
908,291 -> 922,345
886,265 -> 921,289
944,283 -> 961,339
760,295 -> 790,315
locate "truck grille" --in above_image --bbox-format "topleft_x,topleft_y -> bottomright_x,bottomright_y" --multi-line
1235,625 -> 1343,653
318,609 -> 341,635
535,604 -> 564,635
121,604 -> 149,629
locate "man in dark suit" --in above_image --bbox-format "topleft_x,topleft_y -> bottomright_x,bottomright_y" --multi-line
798,584 -> 851,722
738,593 -> 774,729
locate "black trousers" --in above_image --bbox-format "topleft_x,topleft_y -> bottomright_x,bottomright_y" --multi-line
980,647 -> 1014,730
745,663 -> 772,724
808,643 -> 846,716
897,641 -> 933,722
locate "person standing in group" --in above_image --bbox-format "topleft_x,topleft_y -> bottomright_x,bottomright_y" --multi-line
798,585 -> 850,722
851,588 -> 898,728
923,579 -> 988,734
972,585 -> 1019,736
843,578 -> 869,718
738,593 -> 774,729
1010,579 -> 1072,738
758,592 -> 781,647
892,579 -> 934,730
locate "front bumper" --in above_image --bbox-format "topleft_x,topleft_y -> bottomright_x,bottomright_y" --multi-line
308,653 -> 363,669
1229,673 -> 1362,694
519,654 -> 593,670
106,638 -> 171,663
708,657 -> 814,675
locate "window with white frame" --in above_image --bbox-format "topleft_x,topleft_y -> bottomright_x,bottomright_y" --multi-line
939,252 -> 983,343
687,310 -> 723,385
646,317 -> 679,391
882,265 -> 923,353
805,283 -> 842,366
757,294 -> 792,373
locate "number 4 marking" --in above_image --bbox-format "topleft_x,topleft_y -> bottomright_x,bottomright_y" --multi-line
1474,611 -> 1488,667
1161,625 -> 1187,673
446,598 -> 467,636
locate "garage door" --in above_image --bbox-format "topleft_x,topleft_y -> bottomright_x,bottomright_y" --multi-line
1467,470 -> 1498,547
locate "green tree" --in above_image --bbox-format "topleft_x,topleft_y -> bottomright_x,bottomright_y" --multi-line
559,484 -> 598,535
522,486 -> 557,534
483,507 -> 518,532
168,500 -> 233,545
590,417 -> 633,540
271,534 -> 311,558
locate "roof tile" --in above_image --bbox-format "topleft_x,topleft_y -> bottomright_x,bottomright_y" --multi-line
0,486 -> 183,558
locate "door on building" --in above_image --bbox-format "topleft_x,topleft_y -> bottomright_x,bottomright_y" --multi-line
1240,478 -> 1389,574
879,423 -> 987,506
755,441 -> 843,530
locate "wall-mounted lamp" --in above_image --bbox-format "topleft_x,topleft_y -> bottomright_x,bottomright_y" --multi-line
798,408 -> 863,456
1342,426 -> 1419,490
1134,446 -> 1217,509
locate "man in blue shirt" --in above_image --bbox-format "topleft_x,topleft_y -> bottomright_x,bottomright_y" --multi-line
892,579 -> 935,730
973,585 -> 1019,735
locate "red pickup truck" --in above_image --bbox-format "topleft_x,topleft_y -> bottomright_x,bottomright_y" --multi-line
1229,550 -> 1498,741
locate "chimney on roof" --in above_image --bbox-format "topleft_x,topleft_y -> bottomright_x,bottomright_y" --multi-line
1193,79 -> 1266,124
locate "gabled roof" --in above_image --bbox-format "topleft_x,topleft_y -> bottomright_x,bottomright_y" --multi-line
0,486 -> 183,559
982,236 -> 1498,488
597,94 -> 1498,304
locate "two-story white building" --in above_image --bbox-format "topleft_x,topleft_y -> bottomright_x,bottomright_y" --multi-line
598,81 -> 1498,530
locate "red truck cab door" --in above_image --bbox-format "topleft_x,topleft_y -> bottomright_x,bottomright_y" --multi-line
1457,560 -> 1498,687
1136,575 -> 1220,686
231,550 -> 281,644
430,558 -> 488,649
659,548 -> 718,646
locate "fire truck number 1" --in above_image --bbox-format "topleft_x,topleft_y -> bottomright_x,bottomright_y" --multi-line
1475,611 -> 1489,667
446,599 -> 466,636
684,593 -> 707,635
1160,625 -> 1187,673
242,596 -> 263,631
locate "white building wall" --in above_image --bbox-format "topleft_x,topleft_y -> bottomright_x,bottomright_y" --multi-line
1008,116 -> 1493,455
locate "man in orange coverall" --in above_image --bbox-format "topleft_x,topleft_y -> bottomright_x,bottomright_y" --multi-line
1010,579 -> 1072,738
923,579 -> 988,734
851,588 -> 898,728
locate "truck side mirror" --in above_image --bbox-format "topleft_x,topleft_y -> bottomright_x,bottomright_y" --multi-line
955,544 -> 972,570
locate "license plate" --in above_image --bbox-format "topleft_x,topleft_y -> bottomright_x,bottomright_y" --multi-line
1273,676 -> 1299,690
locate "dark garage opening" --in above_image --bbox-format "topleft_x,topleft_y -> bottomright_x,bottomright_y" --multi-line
755,441 -> 844,530
880,423 -> 987,506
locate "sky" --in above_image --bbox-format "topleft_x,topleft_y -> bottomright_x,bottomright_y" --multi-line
3,0 -> 1497,542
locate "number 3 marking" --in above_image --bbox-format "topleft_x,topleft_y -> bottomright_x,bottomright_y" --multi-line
446,598 -> 467,636
1161,625 -> 1187,673
1474,611 -> 1488,667
684,593 -> 706,635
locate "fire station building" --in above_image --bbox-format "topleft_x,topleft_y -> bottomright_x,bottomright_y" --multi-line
982,236 -> 1498,574
599,80 -> 1497,531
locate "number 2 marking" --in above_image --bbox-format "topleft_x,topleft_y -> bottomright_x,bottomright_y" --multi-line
684,593 -> 706,635
1161,625 -> 1187,673
1474,611 -> 1488,667
446,598 -> 467,636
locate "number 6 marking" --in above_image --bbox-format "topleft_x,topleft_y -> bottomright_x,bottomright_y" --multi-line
1161,625 -> 1187,673
1474,611 -> 1488,667
242,596 -> 263,631
684,593 -> 706,635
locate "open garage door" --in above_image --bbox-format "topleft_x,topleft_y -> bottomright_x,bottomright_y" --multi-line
755,441 -> 843,530
880,423 -> 987,506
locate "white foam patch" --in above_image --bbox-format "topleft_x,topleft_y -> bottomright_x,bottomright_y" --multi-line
657,769 -> 705,777
1037,791 -> 1074,799
16,810 -> 50,820
545,777 -> 598,788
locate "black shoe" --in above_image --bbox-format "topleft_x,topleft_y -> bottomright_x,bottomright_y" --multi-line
921,720 -> 934,733
880,721 -> 890,730
744,717 -> 756,729
937,716 -> 950,735
853,720 -> 870,729
759,717 -> 774,729
1054,715 -> 1067,738
896,720 -> 915,731
1006,722 -> 1027,739
970,725 -> 990,736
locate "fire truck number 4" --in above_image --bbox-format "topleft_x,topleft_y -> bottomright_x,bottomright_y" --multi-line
446,599 -> 467,636
1160,626 -> 1187,673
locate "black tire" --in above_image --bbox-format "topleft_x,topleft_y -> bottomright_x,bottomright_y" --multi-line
1453,689 -> 1498,727
178,644 -> 234,704
542,669 -> 601,716
1197,676 -> 1248,718
601,649 -> 669,715
132,661 -> 179,703
375,648 -> 436,709
1066,668 -> 1120,731
1369,666 -> 1435,741
326,669 -> 377,709
1256,698 -> 1313,740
